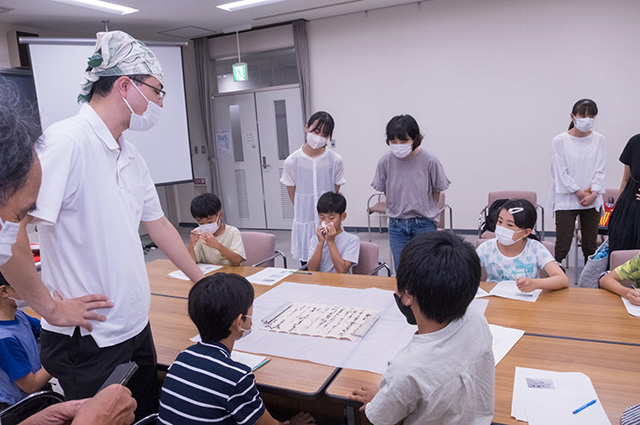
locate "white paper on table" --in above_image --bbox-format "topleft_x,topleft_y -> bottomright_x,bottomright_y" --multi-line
490,280 -> 542,302
234,281 -> 417,374
475,287 -> 490,298
488,324 -> 524,366
188,334 -> 268,371
469,298 -> 489,316
511,367 -> 610,424
621,297 -> 640,317
246,268 -> 297,286
168,264 -> 222,280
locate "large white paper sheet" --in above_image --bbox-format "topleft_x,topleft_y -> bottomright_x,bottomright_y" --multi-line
246,268 -> 297,286
234,282 -> 417,374
621,297 -> 640,317
475,287 -> 490,298
490,280 -> 542,302
489,324 -> 524,366
511,367 -> 610,424
168,264 -> 222,280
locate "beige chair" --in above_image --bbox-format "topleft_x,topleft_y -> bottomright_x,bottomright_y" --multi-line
352,241 -> 391,276
437,192 -> 453,231
239,232 -> 287,268
610,249 -> 640,270
475,238 -> 557,279
478,190 -> 544,240
366,192 -> 387,242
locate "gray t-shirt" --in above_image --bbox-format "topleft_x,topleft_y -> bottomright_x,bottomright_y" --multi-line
371,149 -> 450,221
308,230 -> 360,273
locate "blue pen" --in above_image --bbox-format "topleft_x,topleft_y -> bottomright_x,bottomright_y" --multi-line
572,399 -> 597,415
293,271 -> 312,275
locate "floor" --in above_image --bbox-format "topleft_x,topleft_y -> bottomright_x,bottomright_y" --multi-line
144,226 -> 585,285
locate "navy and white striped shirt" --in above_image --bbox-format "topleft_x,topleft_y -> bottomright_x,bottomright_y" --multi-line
158,342 -> 265,424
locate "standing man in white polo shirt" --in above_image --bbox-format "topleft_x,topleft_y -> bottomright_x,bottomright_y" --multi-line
5,31 -> 204,421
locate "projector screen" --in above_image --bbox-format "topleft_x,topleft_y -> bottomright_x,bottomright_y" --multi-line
26,40 -> 193,185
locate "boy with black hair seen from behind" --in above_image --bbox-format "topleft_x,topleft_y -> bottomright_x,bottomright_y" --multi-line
307,192 -> 360,273
188,193 -> 246,266
347,231 -> 494,425
158,273 -> 315,425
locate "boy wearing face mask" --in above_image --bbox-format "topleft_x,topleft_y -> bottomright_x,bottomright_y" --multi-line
159,273 -> 316,425
0,273 -> 51,410
347,232 -> 494,425
371,114 -> 450,271
281,111 -> 346,266
188,193 -> 246,266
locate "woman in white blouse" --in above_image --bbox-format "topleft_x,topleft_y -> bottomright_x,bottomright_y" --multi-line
549,99 -> 606,265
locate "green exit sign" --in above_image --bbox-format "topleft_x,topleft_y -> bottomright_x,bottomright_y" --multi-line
233,62 -> 248,82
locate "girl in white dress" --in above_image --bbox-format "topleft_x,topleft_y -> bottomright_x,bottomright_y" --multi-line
280,111 -> 345,263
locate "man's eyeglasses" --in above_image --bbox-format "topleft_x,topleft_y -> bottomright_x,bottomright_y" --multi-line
132,79 -> 166,101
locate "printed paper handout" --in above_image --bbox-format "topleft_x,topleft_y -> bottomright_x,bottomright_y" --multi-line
622,297 -> 640,317
168,264 -> 222,280
261,302 -> 380,341
489,280 -> 542,302
246,268 -> 296,286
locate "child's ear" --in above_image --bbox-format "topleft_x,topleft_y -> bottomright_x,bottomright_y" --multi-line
523,228 -> 533,238
341,212 -> 347,221
229,313 -> 244,334
218,211 -> 224,221
0,286 -> 8,298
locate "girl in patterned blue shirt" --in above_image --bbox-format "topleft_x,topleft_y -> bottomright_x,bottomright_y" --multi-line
476,199 -> 568,292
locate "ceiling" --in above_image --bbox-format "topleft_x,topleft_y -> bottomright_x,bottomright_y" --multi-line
0,0 -> 421,41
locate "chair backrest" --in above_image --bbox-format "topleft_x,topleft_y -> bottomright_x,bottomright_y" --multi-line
0,390 -> 65,425
352,241 -> 380,275
240,232 -> 276,267
488,190 -> 537,207
610,249 -> 640,270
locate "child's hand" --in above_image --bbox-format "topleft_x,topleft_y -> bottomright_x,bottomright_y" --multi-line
284,412 -> 316,425
189,229 -> 200,246
626,288 -> 640,306
324,222 -> 337,242
346,385 -> 379,412
316,225 -> 326,244
516,277 -> 537,292
199,232 -> 221,249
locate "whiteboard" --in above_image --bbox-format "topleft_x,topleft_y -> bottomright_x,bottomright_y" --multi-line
27,42 -> 193,185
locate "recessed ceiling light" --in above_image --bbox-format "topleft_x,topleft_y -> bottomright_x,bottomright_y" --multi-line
52,0 -> 138,15
217,0 -> 287,12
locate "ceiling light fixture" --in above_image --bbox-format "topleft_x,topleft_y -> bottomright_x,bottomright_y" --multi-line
52,0 -> 138,15
217,0 -> 287,12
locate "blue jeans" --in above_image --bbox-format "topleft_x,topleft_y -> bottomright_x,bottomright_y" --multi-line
389,216 -> 437,272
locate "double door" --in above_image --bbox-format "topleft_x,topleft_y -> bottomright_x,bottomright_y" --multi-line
213,87 -> 303,229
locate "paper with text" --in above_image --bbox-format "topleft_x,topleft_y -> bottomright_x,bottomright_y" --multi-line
168,264 -> 222,280
489,324 -> 524,365
622,297 -> 640,317
490,280 -> 542,302
246,268 -> 297,286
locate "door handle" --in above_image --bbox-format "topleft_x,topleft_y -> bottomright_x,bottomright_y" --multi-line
262,156 -> 271,169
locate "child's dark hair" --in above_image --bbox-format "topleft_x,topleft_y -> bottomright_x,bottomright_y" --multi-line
500,199 -> 539,241
188,273 -> 254,343
190,193 -> 222,219
0,271 -> 9,287
396,232 -> 480,324
568,99 -> 598,130
317,191 -> 346,215
385,114 -> 424,150
307,111 -> 335,139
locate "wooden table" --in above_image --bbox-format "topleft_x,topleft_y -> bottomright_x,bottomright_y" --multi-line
479,282 -> 640,345
147,259 -> 396,400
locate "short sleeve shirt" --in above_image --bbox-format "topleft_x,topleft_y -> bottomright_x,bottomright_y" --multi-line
159,342 -> 265,425
0,311 -> 43,405
371,149 -> 450,221
615,252 -> 640,283
365,310 -> 494,425
30,104 -> 164,347
308,230 -> 360,273
476,238 -> 555,282
194,225 -> 246,265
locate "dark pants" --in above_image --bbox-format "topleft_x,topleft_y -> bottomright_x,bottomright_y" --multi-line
40,322 -> 158,422
554,208 -> 601,263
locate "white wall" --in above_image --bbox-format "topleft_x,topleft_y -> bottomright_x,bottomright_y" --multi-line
307,0 -> 640,231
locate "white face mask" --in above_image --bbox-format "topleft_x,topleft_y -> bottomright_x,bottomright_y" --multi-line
306,132 -> 328,149
390,143 -> 413,159
9,297 -> 28,309
239,315 -> 252,339
495,225 -> 524,246
198,219 -> 219,234
575,117 -> 595,133
123,82 -> 162,131
0,217 -> 20,267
